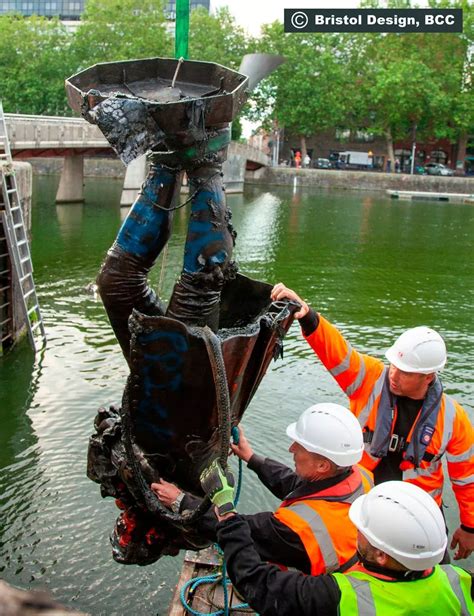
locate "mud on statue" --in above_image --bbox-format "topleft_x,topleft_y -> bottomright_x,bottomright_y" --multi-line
66,56 -> 295,565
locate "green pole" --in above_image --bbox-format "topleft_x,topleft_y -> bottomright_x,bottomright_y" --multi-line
175,0 -> 189,59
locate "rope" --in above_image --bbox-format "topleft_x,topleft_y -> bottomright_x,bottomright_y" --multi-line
231,426 -> 243,506
179,428 -> 250,615
179,568 -> 249,616
144,170 -> 222,212
155,169 -> 221,294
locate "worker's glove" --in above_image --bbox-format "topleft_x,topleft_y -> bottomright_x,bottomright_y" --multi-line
200,460 -> 236,516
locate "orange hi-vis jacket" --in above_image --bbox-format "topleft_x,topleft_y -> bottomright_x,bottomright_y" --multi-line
304,315 -> 474,527
274,465 -> 373,576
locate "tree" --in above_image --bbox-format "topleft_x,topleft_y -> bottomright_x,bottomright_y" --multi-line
188,7 -> 251,70
428,0 -> 474,170
358,0 -> 473,170
256,22 -> 356,159
364,38 -> 446,170
0,15 -> 74,114
71,0 -> 173,71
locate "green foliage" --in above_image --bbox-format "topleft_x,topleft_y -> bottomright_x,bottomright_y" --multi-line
253,23 -> 363,139
231,116 -> 243,141
350,0 -> 472,144
188,7 -> 251,70
71,0 -> 173,69
0,15 -> 74,114
0,2 -> 253,116
0,0 -> 471,155
246,0 -> 472,155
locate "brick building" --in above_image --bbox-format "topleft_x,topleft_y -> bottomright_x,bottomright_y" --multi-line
280,128 -> 471,173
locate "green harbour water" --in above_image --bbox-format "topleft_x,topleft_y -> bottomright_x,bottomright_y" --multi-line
0,175 -> 473,614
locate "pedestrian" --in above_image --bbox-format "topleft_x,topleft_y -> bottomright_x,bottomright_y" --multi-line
295,151 -> 302,168
152,403 -> 373,575
395,158 -> 401,173
203,476 -> 473,616
270,283 -> 474,561
304,154 -> 311,168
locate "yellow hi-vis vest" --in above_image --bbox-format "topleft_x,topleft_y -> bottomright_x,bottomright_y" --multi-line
333,564 -> 473,615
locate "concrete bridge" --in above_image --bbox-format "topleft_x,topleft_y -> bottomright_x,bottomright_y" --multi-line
5,113 -> 270,203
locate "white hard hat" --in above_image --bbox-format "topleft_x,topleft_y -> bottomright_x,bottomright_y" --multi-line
349,481 -> 447,570
286,403 -> 363,466
385,326 -> 446,374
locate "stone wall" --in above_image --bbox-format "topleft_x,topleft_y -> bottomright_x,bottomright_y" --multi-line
245,166 -> 474,194
0,161 -> 33,352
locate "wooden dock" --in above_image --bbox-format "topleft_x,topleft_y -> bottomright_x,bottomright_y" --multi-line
387,189 -> 474,203
168,546 -> 254,615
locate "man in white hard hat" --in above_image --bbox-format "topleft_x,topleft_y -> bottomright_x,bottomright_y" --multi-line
204,479 -> 474,616
270,283 -> 474,561
152,403 -> 373,575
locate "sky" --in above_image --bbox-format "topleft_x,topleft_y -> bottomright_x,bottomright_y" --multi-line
210,0 -> 363,36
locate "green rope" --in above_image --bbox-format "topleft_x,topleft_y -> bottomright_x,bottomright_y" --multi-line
175,0 -> 189,59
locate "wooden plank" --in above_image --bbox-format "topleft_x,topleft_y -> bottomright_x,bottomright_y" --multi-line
168,559 -> 196,616
189,562 -> 220,614
185,546 -> 221,566
168,547 -> 256,615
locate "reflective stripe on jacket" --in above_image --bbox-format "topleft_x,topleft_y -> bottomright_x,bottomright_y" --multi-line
305,315 -> 474,527
333,564 -> 474,615
274,465 -> 373,576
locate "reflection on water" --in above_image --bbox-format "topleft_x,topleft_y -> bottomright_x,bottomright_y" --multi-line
234,192 -> 282,278
0,177 -> 473,614
55,203 -> 84,240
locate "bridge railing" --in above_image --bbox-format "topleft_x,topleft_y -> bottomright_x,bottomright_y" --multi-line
5,114 -> 271,168
229,141 -> 270,168
5,113 -> 109,149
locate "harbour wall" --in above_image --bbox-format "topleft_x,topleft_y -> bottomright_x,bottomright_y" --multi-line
245,166 -> 474,194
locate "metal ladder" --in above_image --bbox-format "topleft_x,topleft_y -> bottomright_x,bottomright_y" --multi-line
0,101 -> 46,351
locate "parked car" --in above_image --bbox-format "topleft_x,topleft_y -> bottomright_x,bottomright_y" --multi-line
424,162 -> 454,176
315,158 -> 331,169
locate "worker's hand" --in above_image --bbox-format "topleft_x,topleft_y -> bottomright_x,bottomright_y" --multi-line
200,460 -> 236,516
271,283 -> 309,319
450,527 -> 474,560
151,479 -> 182,509
230,426 -> 254,462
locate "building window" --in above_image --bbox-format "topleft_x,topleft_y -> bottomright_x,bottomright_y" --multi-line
430,150 -> 448,164
353,129 -> 374,143
335,128 -> 351,141
335,128 -> 374,142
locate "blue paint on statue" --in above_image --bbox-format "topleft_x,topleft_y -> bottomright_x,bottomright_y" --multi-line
116,166 -> 176,258
183,189 -> 226,273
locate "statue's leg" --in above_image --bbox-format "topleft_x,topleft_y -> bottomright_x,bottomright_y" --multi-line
166,161 -> 236,331
97,163 -> 182,361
